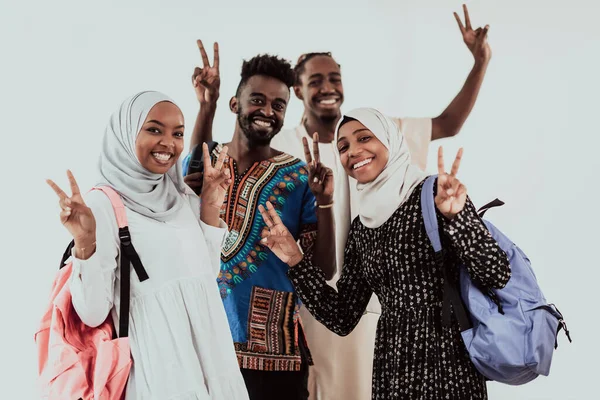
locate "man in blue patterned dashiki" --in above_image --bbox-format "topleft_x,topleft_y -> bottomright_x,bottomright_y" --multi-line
183,54 -> 336,400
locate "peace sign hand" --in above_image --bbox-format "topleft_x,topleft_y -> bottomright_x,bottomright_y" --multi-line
47,170 -> 96,244
200,143 -> 231,211
303,132 -> 334,205
259,202 -> 304,266
454,4 -> 491,64
435,147 -> 468,220
192,40 -> 220,105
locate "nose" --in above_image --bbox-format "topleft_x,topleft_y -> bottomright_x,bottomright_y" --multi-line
259,104 -> 275,117
158,136 -> 175,149
348,142 -> 362,159
320,80 -> 335,94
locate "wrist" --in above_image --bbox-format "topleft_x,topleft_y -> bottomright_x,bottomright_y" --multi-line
200,203 -> 222,226
315,196 -> 333,206
73,238 -> 96,260
287,251 -> 304,267
442,212 -> 456,221
200,212 -> 221,227
74,235 -> 96,249
199,101 -> 218,114
473,58 -> 490,70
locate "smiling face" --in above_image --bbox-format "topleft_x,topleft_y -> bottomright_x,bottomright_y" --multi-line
231,75 -> 290,146
294,55 -> 344,122
135,101 -> 185,174
337,120 -> 389,183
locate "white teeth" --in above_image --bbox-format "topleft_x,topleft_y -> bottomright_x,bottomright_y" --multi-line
254,120 -> 272,127
319,99 -> 337,105
353,158 -> 372,169
152,152 -> 172,161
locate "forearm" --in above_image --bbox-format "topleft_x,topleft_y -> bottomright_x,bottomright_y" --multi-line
312,205 -> 336,280
200,203 -> 221,228
432,60 -> 489,140
288,249 -> 370,336
189,102 -> 217,150
440,198 -> 511,289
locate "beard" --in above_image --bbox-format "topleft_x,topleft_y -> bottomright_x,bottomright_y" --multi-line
237,108 -> 283,147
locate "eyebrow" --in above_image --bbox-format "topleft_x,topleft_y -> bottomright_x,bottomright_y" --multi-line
146,120 -> 184,129
337,128 -> 369,142
308,72 -> 341,80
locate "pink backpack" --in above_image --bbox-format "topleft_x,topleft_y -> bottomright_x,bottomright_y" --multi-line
35,186 -> 149,400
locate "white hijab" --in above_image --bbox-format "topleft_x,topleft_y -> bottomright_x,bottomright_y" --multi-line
334,108 -> 428,228
97,91 -> 196,222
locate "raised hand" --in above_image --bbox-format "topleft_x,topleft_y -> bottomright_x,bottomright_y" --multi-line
200,143 -> 231,211
47,170 -> 97,254
435,147 -> 468,220
259,202 -> 304,266
303,132 -> 334,205
454,4 -> 491,64
192,40 -> 220,105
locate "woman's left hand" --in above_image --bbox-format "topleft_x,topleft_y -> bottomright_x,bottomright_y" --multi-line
435,147 -> 467,220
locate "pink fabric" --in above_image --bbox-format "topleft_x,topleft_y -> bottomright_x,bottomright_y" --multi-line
35,186 -> 131,400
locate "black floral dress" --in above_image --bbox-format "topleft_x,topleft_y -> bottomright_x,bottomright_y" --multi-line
288,181 -> 511,399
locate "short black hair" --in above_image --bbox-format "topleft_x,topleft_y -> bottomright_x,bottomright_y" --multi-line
293,52 -> 340,85
235,54 -> 294,97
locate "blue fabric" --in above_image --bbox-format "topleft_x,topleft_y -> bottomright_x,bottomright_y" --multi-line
184,150 -> 317,345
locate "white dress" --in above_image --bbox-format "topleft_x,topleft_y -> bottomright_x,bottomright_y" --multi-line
69,190 -> 249,400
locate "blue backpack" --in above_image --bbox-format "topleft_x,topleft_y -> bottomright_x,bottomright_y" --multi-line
420,175 -> 571,385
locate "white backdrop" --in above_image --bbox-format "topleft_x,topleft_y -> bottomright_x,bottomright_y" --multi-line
1,0 -> 598,399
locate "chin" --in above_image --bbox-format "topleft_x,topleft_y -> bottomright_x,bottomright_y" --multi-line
147,162 -> 174,174
317,109 -> 340,120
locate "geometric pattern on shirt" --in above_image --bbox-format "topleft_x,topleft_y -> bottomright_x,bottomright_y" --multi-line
212,146 -> 311,298
234,286 -> 313,372
247,286 -> 295,355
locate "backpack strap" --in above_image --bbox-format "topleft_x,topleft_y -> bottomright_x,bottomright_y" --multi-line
477,198 -> 505,218
420,175 -> 472,332
91,186 -> 149,338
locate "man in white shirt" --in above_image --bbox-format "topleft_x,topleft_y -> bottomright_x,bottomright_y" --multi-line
187,6 -> 492,399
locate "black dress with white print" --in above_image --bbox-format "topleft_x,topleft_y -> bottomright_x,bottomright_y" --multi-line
288,180 -> 511,399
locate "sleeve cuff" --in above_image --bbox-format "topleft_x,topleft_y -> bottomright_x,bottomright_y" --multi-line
200,219 -> 229,248
69,248 -> 104,290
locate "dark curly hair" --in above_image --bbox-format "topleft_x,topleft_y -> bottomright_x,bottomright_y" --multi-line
293,52 -> 340,85
235,54 -> 294,97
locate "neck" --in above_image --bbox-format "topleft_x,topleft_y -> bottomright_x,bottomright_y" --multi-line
303,111 -> 340,143
227,126 -> 277,165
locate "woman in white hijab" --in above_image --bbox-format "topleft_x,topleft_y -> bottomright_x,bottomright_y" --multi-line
257,108 -> 511,399
47,91 -> 249,399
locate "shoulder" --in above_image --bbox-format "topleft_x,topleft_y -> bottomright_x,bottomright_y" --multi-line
83,188 -> 120,232
272,152 -> 309,171
387,116 -> 432,132
271,126 -> 305,158
84,189 -> 116,213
